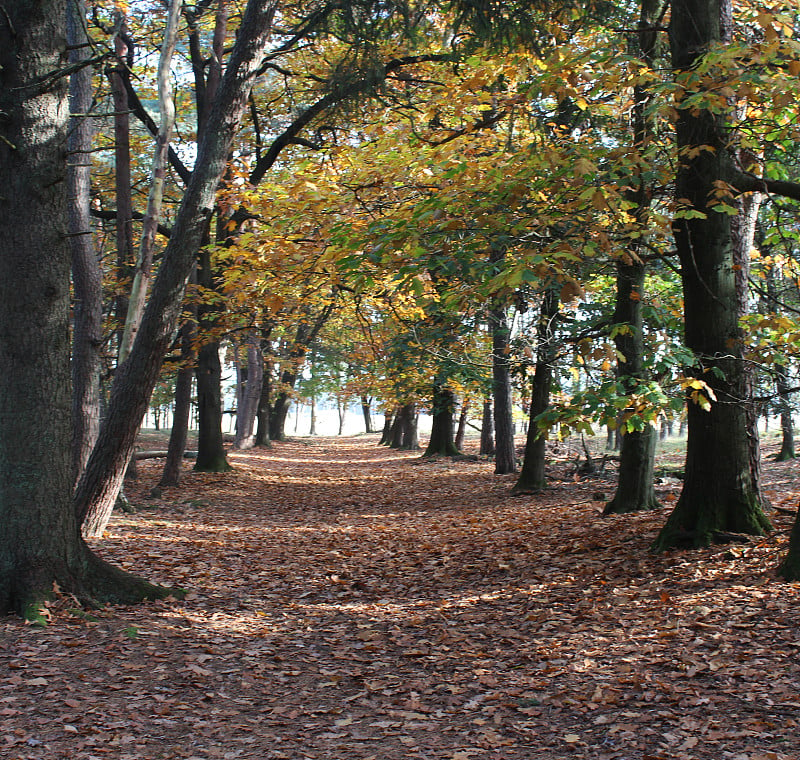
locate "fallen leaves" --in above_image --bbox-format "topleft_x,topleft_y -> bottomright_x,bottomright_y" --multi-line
0,434 -> 799,759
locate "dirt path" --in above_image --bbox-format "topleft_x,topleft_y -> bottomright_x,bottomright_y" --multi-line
1,436 -> 799,759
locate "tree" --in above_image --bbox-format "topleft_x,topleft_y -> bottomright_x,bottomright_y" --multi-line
0,0 -> 169,618
67,0 -> 104,483
653,0 -> 773,549
74,0 -> 280,537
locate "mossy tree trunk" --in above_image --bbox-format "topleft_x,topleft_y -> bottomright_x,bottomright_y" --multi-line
653,0 -> 771,549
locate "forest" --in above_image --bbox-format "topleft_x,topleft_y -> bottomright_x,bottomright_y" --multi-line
1,0 -> 800,757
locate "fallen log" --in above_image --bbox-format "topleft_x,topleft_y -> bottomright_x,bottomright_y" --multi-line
135,450 -> 198,460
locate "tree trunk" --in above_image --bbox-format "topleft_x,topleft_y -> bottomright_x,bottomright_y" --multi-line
74,0 -> 277,535
195,341 -> 233,471
775,365 -> 795,461
380,410 -> 396,445
399,404 -> 419,450
337,399 -> 346,435
255,353 -> 273,447
270,392 -> 293,441
67,0 -> 103,485
653,0 -> 771,549
0,0 -> 169,617
424,383 -> 460,457
514,288 -> 558,493
491,306 -> 517,473
455,400 -> 469,452
118,0 -> 181,360
480,398 -> 495,456
361,396 -> 374,433
604,258 -> 660,514
604,0 -> 661,515
159,321 -> 195,487
234,330 -> 263,449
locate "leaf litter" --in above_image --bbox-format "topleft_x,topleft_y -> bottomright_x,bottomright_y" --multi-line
1,434 -> 799,760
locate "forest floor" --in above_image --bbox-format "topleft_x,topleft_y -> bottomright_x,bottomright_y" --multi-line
2,433 -> 800,760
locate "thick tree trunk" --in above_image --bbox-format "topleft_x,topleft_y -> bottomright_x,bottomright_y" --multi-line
653,0 -> 771,549
424,383 -> 460,457
74,1 -> 277,535
399,404 -> 419,450
514,288 -> 558,493
491,306 -> 517,473
480,398 -> 495,456
380,410 -> 396,446
67,0 -> 103,484
0,0 -> 168,617
270,392 -> 293,441
778,508 -> 800,580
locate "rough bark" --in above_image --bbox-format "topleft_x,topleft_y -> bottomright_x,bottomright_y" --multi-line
653,0 -> 771,549
75,0 -> 278,536
423,383 -> 460,457
514,288 -> 558,493
67,0 -> 103,484
0,0 -> 169,617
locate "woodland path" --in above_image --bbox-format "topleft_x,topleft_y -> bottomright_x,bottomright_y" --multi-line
1,434 -> 799,760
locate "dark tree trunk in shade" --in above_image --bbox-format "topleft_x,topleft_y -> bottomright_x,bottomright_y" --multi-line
400,404 -> 419,450
159,317 -> 196,488
67,0 -> 103,484
653,0 -> 771,549
424,383 -> 460,457
195,340 -> 232,472
480,398 -> 495,456
455,401 -> 469,452
775,365 -> 795,461
74,1 -> 277,536
270,392 -> 293,441
491,306 -> 516,473
380,411 -> 396,445
0,0 -> 168,616
255,354 -> 273,447
514,288 -> 559,493
390,409 -> 404,448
